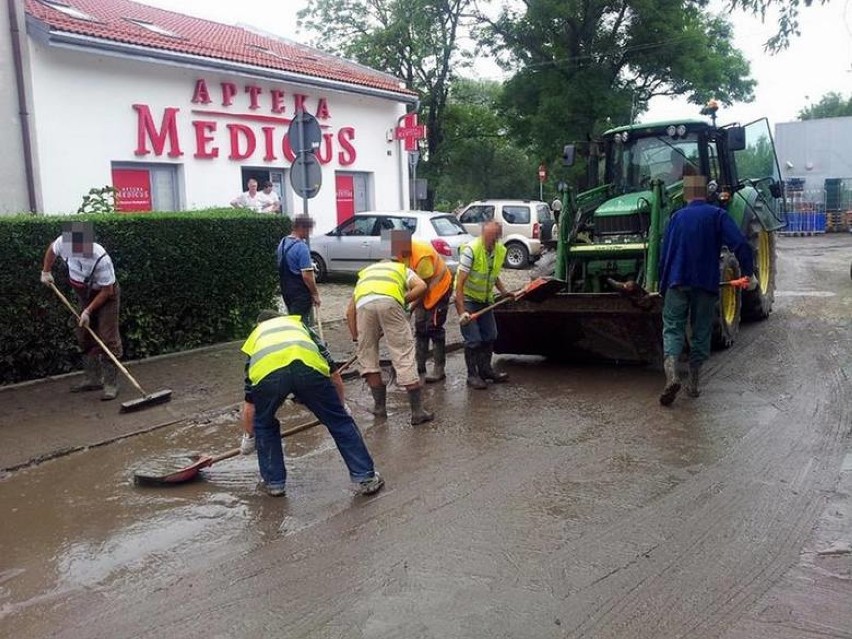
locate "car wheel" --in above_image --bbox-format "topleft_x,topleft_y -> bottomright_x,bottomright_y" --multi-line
311,253 -> 328,283
504,242 -> 529,269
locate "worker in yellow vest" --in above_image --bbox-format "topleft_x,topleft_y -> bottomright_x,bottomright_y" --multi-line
345,256 -> 434,424
454,220 -> 518,389
240,310 -> 383,497
391,230 -> 453,382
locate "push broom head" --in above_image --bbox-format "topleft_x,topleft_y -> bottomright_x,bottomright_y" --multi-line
120,389 -> 173,413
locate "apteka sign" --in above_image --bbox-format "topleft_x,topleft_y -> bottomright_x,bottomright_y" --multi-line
132,79 -> 357,166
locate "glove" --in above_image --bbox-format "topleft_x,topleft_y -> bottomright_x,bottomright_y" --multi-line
239,433 -> 256,455
344,402 -> 353,416
747,275 -> 759,291
40,271 -> 54,285
78,309 -> 91,328
459,311 -> 472,326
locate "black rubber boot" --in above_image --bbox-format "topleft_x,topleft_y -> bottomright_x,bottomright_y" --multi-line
465,347 -> 487,390
415,336 -> 429,378
659,356 -> 682,406
479,342 -> 508,383
100,358 -> 119,401
71,354 -> 103,393
369,385 -> 387,417
408,387 -> 434,425
685,364 -> 702,398
425,337 -> 446,383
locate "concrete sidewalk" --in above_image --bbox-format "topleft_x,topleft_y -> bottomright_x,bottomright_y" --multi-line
0,318 -> 464,473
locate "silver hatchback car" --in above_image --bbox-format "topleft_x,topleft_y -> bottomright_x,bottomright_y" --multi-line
309,210 -> 474,282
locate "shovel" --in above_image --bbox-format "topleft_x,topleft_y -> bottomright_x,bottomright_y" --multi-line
460,277 -> 563,326
133,417 -> 321,485
49,282 -> 172,412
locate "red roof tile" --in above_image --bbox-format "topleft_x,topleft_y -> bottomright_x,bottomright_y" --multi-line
25,0 -> 416,97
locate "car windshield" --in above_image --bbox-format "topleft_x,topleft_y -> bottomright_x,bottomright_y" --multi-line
608,133 -> 701,192
431,215 -> 467,236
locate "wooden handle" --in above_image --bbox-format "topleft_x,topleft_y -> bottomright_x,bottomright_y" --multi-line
49,282 -> 148,396
315,304 -> 325,342
213,417 -> 323,464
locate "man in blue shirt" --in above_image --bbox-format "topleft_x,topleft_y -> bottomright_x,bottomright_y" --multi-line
658,175 -> 755,405
277,215 -> 320,324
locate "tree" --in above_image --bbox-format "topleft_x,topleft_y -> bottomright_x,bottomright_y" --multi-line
477,0 -> 755,167
298,0 -> 475,208
432,79 -> 539,210
728,0 -> 831,51
798,92 -> 852,120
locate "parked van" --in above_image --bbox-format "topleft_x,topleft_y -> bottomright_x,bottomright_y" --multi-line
456,199 -> 555,268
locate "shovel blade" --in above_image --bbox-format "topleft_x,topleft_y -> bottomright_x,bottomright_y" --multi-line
120,389 -> 173,413
133,455 -> 212,486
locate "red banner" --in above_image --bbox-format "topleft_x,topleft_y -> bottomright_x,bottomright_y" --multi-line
112,168 -> 152,212
335,175 -> 355,225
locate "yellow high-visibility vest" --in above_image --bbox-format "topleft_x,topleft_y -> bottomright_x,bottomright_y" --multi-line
456,237 -> 506,303
241,315 -> 329,384
354,261 -> 407,306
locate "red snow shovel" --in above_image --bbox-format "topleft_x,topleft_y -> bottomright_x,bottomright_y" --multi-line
133,417 -> 322,486
459,277 -> 563,326
49,282 -> 172,412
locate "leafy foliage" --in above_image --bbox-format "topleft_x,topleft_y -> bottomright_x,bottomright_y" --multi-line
77,186 -> 117,214
798,92 -> 852,120
0,210 -> 290,384
728,0 -> 831,51
480,0 -> 756,164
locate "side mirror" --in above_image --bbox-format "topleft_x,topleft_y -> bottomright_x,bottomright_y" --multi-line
727,127 -> 746,151
562,144 -> 576,167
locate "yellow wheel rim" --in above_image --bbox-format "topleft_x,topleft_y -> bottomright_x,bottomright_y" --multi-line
721,266 -> 737,326
757,230 -> 770,294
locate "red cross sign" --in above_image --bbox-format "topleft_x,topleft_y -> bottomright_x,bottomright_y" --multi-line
395,113 -> 427,151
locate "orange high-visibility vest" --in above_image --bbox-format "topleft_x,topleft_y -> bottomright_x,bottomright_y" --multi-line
406,240 -> 451,310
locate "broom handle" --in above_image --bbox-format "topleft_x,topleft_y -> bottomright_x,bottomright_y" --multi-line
49,282 -> 148,396
315,303 -> 325,341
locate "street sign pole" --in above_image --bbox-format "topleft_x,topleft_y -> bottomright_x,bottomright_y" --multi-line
299,115 -> 309,218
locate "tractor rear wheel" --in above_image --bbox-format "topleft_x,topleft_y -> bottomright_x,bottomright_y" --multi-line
741,221 -> 776,321
712,251 -> 742,350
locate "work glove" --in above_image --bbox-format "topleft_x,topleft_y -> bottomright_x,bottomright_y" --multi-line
239,433 -> 256,455
78,309 -> 91,328
747,275 -> 759,291
459,311 -> 472,326
40,271 -> 54,285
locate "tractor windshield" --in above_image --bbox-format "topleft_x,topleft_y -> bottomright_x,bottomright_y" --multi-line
608,133 -> 701,193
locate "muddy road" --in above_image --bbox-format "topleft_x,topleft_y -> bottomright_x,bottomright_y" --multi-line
1,236 -> 850,638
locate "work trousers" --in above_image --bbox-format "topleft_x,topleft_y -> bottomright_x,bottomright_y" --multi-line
662,286 -> 716,366
413,289 -> 450,342
356,298 -> 419,386
74,284 -> 123,358
251,362 -> 376,490
460,299 -> 498,348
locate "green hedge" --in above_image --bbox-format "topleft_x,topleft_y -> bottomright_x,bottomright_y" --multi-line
0,209 -> 291,384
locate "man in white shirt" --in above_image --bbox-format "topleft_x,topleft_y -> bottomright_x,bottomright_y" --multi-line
230,178 -> 264,212
41,221 -> 122,400
260,180 -> 281,214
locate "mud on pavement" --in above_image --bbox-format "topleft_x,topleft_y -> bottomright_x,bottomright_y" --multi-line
1,237 -> 851,638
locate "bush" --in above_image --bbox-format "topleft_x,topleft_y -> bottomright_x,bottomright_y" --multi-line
0,209 -> 291,384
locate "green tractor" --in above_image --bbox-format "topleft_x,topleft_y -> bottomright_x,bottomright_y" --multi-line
494,109 -> 787,366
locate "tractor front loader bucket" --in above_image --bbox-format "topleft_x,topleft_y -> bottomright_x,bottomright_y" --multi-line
494,292 -> 665,368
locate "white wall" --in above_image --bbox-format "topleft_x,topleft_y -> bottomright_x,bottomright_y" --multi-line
0,0 -> 31,214
776,117 -> 852,192
27,39 -> 411,232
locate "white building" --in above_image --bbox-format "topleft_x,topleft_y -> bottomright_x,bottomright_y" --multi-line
3,0 -> 418,232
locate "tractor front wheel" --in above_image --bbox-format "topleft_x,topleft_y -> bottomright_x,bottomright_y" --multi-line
742,221 -> 776,321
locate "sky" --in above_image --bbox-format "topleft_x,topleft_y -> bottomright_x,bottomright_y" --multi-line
138,0 -> 852,128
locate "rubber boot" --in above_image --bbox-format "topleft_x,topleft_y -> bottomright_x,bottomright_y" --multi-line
479,342 -> 509,383
465,347 -> 487,390
71,354 -> 102,393
425,337 -> 446,383
369,385 -> 387,417
659,356 -> 682,406
100,358 -> 119,401
408,387 -> 434,425
415,336 -> 429,379
685,364 -> 702,398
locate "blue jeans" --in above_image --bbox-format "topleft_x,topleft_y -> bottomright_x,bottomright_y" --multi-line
251,362 -> 376,489
460,299 -> 498,348
663,286 -> 716,366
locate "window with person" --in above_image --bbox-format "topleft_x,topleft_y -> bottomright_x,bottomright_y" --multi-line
460,205 -> 494,224
337,216 -> 379,236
